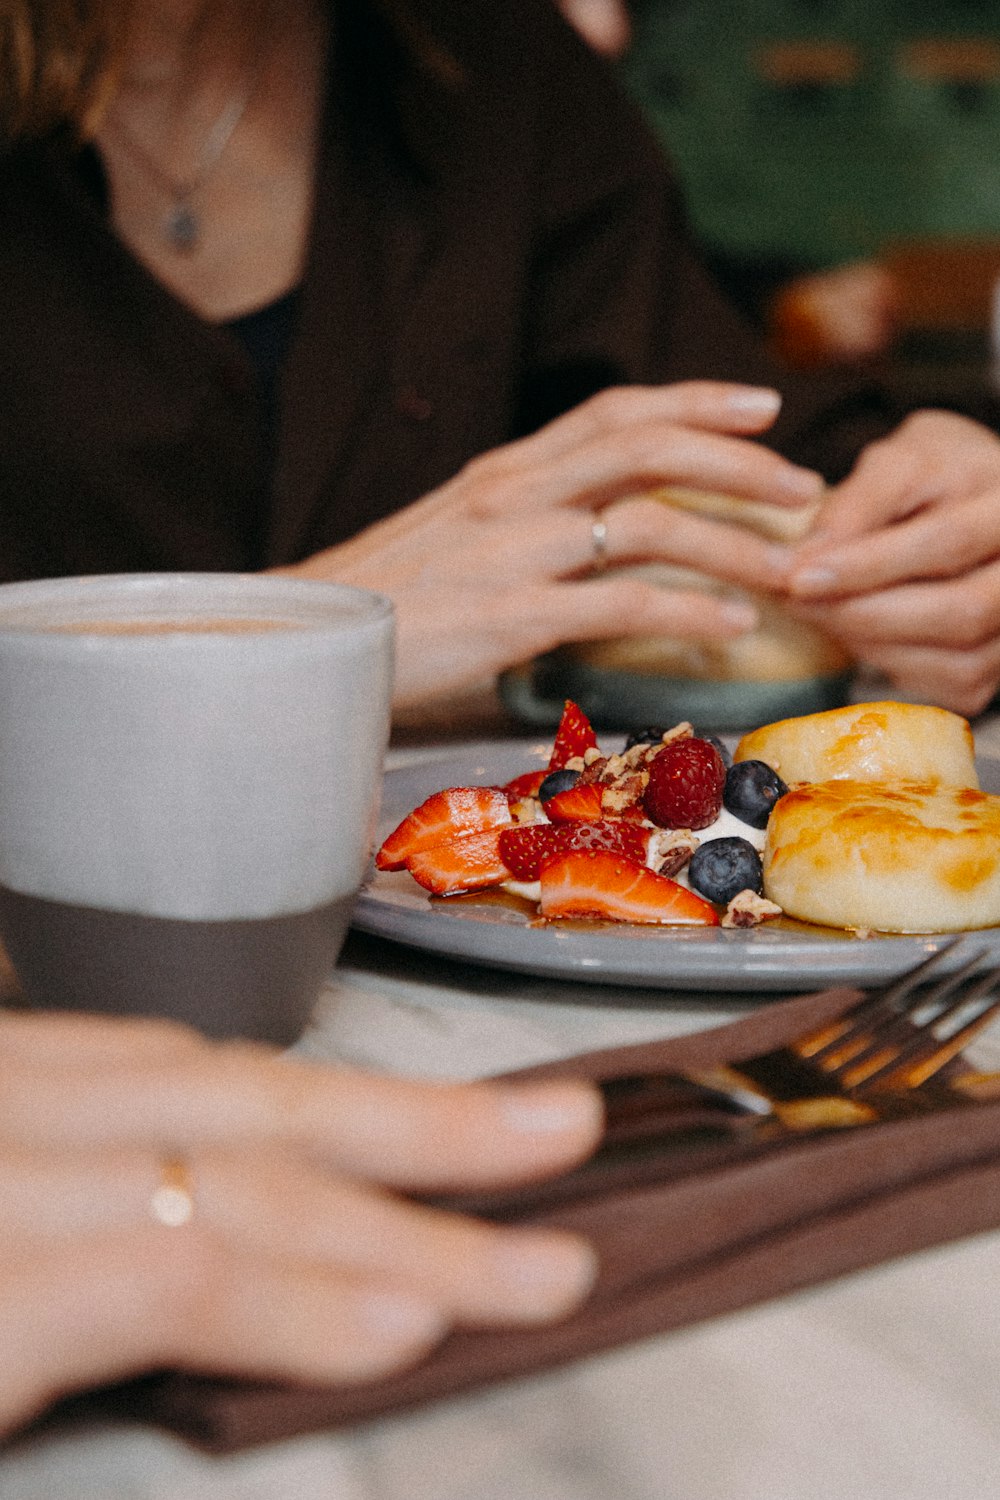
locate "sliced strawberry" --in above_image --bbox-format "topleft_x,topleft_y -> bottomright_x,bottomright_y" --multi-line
543,781 -> 604,822
406,829 -> 509,896
502,769 -> 548,803
549,699 -> 598,770
539,850 -> 719,925
499,820 -> 652,881
376,786 -> 512,870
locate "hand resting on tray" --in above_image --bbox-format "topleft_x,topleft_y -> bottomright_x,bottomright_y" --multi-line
0,1008 -> 602,1437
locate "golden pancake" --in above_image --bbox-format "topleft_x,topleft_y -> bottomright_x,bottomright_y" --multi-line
763,779 -> 1000,932
736,701 -> 977,788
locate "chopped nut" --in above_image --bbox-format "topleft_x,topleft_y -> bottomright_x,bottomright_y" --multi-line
601,752 -> 628,780
652,830 -> 698,878
601,771 -> 648,813
582,746 -> 604,766
721,889 -> 783,928
661,722 -> 693,745
578,755 -> 610,785
563,755 -> 586,773
622,742 -> 653,770
601,785 -> 631,814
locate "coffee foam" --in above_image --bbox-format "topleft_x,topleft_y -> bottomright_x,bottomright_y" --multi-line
48,617 -> 303,635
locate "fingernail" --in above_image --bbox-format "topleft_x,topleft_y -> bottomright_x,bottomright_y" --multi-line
780,468 -> 826,500
359,1290 -> 448,1345
500,1082 -> 603,1136
789,564 -> 839,596
494,1235 -> 600,1318
727,387 -> 782,416
719,600 -> 759,632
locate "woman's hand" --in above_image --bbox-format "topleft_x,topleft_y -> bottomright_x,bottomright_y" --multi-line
786,410 -> 1000,717
281,383 -> 823,708
0,1009 -> 602,1437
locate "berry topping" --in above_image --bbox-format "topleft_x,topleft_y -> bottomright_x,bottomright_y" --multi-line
641,737 -> 726,830
498,819 -> 651,882
502,769 -> 548,803
537,767 -> 581,802
376,786 -> 512,870
549,699 -> 599,770
539,850 -> 719,925
688,837 -> 764,905
406,829 -> 509,896
705,734 -> 733,769
723,760 -> 789,830
543,780 -> 605,822
623,725 -> 670,750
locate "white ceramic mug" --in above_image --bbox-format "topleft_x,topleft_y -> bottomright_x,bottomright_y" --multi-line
0,573 -> 394,1042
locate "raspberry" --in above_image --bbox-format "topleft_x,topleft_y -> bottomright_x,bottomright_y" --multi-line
641,738 -> 726,830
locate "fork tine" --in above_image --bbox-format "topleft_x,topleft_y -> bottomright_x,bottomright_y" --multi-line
806,948 -> 988,1073
854,936 -> 965,1012
829,975 -> 996,1082
852,968 -> 1000,1090
794,939 -> 964,1062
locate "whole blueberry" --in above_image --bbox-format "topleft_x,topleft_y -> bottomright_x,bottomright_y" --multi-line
623,725 -> 670,750
723,760 -> 788,830
705,734 -> 733,769
538,767 -> 580,801
688,837 -> 764,904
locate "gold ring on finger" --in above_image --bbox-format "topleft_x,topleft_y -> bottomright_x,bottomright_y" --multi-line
149,1156 -> 195,1228
590,515 -> 609,570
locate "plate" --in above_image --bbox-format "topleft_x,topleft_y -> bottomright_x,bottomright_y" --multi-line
351,740 -> 1000,994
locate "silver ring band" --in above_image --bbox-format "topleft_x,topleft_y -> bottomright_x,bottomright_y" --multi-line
150,1157 -> 195,1228
590,516 -> 609,568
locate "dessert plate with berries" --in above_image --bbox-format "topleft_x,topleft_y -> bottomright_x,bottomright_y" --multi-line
353,702 -> 1000,994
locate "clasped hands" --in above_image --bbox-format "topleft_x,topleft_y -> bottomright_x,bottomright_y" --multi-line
288,383 -> 1000,719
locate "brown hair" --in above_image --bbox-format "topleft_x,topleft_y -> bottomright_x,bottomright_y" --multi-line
0,1 -> 134,142
0,1 -> 458,146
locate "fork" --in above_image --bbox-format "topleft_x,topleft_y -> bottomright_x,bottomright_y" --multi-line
435,947 -> 1000,1222
599,942 -> 1000,1148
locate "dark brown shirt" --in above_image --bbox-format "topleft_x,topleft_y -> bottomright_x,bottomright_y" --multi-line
0,0 -> 890,582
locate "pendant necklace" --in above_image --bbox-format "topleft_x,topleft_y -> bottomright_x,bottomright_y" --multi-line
108,62 -> 261,255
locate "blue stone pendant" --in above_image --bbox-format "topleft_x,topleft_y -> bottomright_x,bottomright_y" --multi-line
165,200 -> 199,254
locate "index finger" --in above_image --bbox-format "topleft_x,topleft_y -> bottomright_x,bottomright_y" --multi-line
484,384 -> 821,504
808,408 -> 1000,545
507,383 -> 788,467
807,432 -> 933,546
789,487 -> 1000,600
0,1050 -> 604,1192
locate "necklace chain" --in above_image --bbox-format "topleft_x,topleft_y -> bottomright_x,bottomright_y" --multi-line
108,51 -> 263,255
